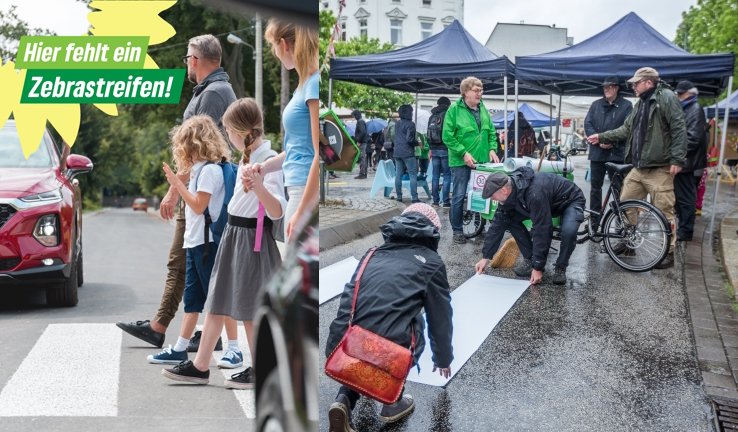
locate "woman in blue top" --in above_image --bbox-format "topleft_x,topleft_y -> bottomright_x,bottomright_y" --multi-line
244,18 -> 319,241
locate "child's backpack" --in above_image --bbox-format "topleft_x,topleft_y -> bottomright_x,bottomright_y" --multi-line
195,158 -> 238,257
426,111 -> 445,145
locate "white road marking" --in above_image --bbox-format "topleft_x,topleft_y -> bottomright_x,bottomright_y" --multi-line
0,323 -> 122,417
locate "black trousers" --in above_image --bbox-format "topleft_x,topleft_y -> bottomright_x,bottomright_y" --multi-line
589,160 -> 622,222
358,142 -> 368,176
674,171 -> 697,241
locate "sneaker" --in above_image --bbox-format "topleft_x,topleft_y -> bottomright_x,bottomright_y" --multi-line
161,360 -> 209,384
431,202 -> 440,208
411,199 -> 421,204
514,258 -> 533,277
453,232 -> 467,244
116,320 -> 164,348
551,266 -> 567,285
378,394 -> 415,423
224,367 -> 255,389
147,345 -> 187,364
654,252 -> 674,269
217,349 -> 244,369
328,173 -> 339,180
354,175 -> 367,179
187,330 -> 223,353
328,394 -> 356,432
441,202 -> 451,209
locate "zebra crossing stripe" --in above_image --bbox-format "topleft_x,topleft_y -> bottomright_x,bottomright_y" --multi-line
0,323 -> 122,417
207,324 -> 256,419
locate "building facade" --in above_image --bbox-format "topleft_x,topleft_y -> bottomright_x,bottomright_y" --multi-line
484,22 -> 573,61
320,0 -> 463,47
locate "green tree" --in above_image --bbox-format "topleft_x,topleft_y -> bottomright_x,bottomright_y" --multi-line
320,10 -> 412,117
675,0 -> 738,100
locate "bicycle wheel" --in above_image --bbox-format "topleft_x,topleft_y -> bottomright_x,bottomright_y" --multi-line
601,200 -> 670,272
462,210 -> 486,238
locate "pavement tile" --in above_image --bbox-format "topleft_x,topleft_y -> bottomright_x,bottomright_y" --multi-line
698,345 -> 729,363
703,371 -> 738,389
704,386 -> 738,400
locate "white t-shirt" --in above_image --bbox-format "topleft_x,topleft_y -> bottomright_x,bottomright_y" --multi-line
184,161 -> 225,248
228,140 -> 287,219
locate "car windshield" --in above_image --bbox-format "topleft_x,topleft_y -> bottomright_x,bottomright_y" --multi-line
0,124 -> 54,168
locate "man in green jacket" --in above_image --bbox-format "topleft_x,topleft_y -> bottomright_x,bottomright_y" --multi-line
442,76 -> 500,244
587,67 -> 687,268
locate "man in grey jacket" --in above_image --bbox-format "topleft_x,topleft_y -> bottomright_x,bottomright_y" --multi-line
584,76 -> 632,228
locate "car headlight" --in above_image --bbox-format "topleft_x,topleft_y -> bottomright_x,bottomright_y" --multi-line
14,189 -> 63,209
33,214 -> 59,247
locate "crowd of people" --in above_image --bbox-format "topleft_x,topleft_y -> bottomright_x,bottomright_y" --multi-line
116,18 -> 319,389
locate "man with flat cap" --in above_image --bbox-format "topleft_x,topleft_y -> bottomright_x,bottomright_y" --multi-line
587,67 -> 687,268
474,166 -> 585,285
673,80 -> 707,243
584,76 -> 633,228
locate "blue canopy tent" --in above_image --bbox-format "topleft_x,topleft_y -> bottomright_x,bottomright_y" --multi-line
492,103 -> 556,128
706,88 -> 738,119
515,12 -> 735,97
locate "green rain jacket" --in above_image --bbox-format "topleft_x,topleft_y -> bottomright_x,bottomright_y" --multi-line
442,98 -> 498,168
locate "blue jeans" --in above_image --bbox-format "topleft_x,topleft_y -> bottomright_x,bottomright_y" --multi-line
555,200 -> 585,269
431,150 -> 451,205
395,157 -> 418,200
450,166 -> 471,233
184,243 -> 217,313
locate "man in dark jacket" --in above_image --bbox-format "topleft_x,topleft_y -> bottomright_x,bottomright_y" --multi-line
588,67 -> 687,268
326,203 -> 453,431
674,80 -> 707,242
474,167 -> 585,285
429,96 -> 453,207
353,110 -> 369,179
393,104 -> 419,202
584,76 -> 633,227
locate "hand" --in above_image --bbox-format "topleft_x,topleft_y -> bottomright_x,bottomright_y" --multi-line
241,167 -> 265,192
162,163 -> 178,186
159,189 -> 177,220
670,165 -> 683,176
489,151 -> 500,163
530,268 -> 543,285
433,365 -> 452,379
287,211 -> 301,241
587,134 -> 600,145
475,258 -> 490,274
463,152 -> 477,169
599,143 -> 613,150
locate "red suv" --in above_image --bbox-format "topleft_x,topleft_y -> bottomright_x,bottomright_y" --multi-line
0,120 -> 93,306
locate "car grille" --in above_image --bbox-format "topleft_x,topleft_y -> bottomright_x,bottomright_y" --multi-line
0,204 -> 17,230
0,258 -> 21,271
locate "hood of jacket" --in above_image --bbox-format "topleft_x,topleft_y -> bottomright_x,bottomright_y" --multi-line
506,166 -> 535,199
381,212 -> 440,251
193,68 -> 230,96
431,104 -> 449,115
398,104 -> 414,121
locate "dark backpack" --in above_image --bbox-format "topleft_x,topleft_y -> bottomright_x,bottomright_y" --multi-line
427,111 -> 445,145
195,158 -> 238,259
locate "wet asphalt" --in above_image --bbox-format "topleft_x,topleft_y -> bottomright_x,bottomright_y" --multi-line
319,155 -> 714,431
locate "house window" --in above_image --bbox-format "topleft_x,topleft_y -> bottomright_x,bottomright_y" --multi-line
422,0 -> 432,5
340,21 -> 347,41
390,19 -> 403,45
359,18 -> 368,38
322,1 -> 329,8
420,21 -> 433,39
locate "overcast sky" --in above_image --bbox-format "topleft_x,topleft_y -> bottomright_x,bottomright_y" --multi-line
0,0 -> 89,36
463,0 -> 698,46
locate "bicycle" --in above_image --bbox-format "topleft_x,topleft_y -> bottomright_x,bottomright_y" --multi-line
463,146 -> 672,272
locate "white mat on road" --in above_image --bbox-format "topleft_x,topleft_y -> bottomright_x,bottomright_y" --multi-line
407,274 -> 529,387
319,256 -> 358,304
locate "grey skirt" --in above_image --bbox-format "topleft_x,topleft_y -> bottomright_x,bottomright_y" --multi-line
206,221 -> 282,320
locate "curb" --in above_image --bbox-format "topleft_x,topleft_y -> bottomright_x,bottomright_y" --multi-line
721,208 -> 738,291
320,206 -> 404,251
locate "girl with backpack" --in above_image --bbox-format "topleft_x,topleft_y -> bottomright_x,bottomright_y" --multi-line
161,98 -> 287,389
151,115 -> 229,365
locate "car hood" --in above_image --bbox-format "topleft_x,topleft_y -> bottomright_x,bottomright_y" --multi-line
0,168 -> 61,197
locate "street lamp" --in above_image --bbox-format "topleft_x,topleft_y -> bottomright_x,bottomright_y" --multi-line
227,15 -> 262,110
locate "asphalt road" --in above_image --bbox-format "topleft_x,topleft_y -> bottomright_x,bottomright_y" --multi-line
0,208 -> 255,432
319,156 -> 713,431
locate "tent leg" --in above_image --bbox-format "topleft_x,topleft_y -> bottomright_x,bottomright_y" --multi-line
514,80 -> 519,158
709,75 -> 733,234
555,94 -> 562,145
414,90 -> 419,124
504,76 -> 508,160
328,78 -> 333,110
549,93 -> 553,147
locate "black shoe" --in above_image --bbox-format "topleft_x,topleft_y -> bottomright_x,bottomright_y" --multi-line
379,394 -> 415,423
441,202 -> 451,209
224,366 -> 255,390
328,394 -> 356,432
514,258 -> 533,277
116,320 -> 164,348
411,199 -> 421,203
431,202 -> 440,208
187,330 -> 222,353
161,360 -> 209,384
328,174 -> 338,179
654,252 -> 674,269
551,266 -> 567,285
453,233 -> 467,244
354,175 -> 367,179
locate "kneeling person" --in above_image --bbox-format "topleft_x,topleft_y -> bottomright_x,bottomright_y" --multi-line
474,167 -> 585,285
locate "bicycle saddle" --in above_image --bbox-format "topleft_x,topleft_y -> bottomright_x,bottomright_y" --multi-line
604,162 -> 633,176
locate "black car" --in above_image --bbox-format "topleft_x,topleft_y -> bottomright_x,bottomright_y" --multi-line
254,212 -> 318,432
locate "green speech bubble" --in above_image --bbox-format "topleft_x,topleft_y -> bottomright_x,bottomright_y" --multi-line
16,36 -> 150,69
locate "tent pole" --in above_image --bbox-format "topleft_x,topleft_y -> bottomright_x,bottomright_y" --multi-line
514,79 -> 519,158
549,93 -> 553,147
709,75 -> 733,234
328,78 -> 333,110
504,76 -> 508,160
414,90 -> 419,124
555,94 -> 562,145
